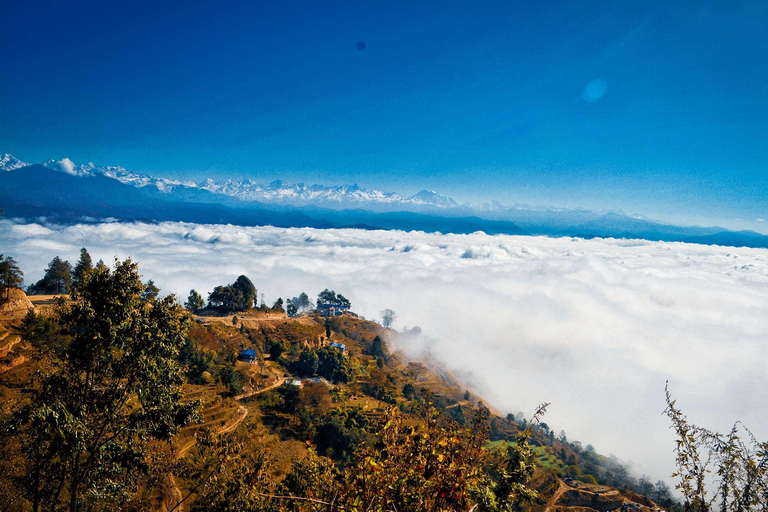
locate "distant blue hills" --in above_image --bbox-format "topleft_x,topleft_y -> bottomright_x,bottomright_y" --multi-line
2,158 -> 767,249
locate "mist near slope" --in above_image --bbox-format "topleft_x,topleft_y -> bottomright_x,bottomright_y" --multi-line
3,218 -> 767,482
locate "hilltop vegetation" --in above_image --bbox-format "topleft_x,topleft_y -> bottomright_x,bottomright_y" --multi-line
0,252 -> 764,511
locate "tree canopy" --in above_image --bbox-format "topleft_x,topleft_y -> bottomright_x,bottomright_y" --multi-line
70,247 -> 92,290
186,289 -> 205,313
316,288 -> 351,308
27,256 -> 73,295
207,275 -> 257,313
3,258 -> 199,511
0,254 -> 24,300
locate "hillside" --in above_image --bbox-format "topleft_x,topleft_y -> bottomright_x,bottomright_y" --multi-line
0,284 -> 674,511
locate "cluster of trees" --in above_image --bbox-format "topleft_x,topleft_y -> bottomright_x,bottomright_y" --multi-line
316,288 -> 351,308
286,292 -> 313,315
206,275 -> 257,313
24,248 -> 94,295
294,345 -> 352,383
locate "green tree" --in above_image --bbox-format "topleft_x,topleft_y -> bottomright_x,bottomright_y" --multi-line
367,335 -> 387,362
232,275 -> 257,310
317,289 -> 351,308
141,278 -> 159,301
0,253 -> 24,300
207,275 -> 256,313
186,289 -> 205,313
28,256 -> 73,295
70,247 -> 93,290
6,258 -> 199,512
316,345 -> 351,383
297,347 -> 319,377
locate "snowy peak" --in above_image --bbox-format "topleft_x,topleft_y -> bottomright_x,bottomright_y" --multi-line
409,190 -> 459,208
38,157 -> 194,192
0,154 -> 29,172
2,154 -> 465,210
197,177 -> 459,210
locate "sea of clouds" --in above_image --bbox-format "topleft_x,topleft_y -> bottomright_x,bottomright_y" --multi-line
3,218 -> 767,482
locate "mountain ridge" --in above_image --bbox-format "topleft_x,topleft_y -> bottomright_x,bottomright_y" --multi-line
2,154 -> 767,248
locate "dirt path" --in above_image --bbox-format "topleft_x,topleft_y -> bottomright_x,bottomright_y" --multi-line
162,362 -> 284,510
233,375 -> 286,401
545,479 -> 569,512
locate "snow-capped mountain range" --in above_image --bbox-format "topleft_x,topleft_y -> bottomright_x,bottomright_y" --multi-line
3,153 -> 768,248
0,154 -> 459,210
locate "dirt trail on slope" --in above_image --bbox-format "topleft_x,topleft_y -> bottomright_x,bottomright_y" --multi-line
545,480 -> 570,512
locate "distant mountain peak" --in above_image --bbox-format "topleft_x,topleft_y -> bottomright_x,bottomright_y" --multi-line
0,154 -> 29,172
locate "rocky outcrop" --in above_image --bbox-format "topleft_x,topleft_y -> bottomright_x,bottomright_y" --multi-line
0,288 -> 33,318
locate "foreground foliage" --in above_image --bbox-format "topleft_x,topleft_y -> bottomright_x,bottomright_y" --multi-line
1,258 -> 199,512
190,404 -> 545,512
665,384 -> 768,512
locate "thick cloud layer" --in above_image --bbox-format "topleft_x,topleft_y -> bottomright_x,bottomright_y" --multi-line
4,219 -> 767,481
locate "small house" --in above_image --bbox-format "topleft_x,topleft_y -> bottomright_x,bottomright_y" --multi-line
317,303 -> 348,317
238,349 -> 257,363
329,342 -> 346,353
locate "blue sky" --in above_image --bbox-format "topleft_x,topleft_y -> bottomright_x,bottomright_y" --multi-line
1,1 -> 766,232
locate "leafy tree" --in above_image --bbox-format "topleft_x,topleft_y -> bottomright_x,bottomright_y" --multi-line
297,347 -> 319,377
402,382 -> 416,400
288,292 -> 314,314
482,403 -> 549,511
28,256 -> 72,295
316,345 -> 351,383
3,258 -> 199,512
70,247 -> 92,290
269,340 -> 286,360
207,275 -> 256,313
405,361 -> 427,381
141,279 -> 159,301
278,381 -> 302,414
381,308 -> 397,328
0,253 -> 24,300
186,289 -> 205,313
367,334 -> 387,360
271,297 -> 284,312
313,406 -> 369,460
665,383 -> 768,512
232,275 -> 257,309
316,288 -> 351,308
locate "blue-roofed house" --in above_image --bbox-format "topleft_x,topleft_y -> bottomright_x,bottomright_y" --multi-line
238,349 -> 257,363
317,303 -> 348,317
329,342 -> 346,353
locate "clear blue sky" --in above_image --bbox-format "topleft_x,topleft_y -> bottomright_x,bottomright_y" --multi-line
1,1 -> 766,231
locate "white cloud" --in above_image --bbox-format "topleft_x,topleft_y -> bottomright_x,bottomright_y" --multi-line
57,158 -> 76,175
2,219 -> 767,483
757,218 -> 765,222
